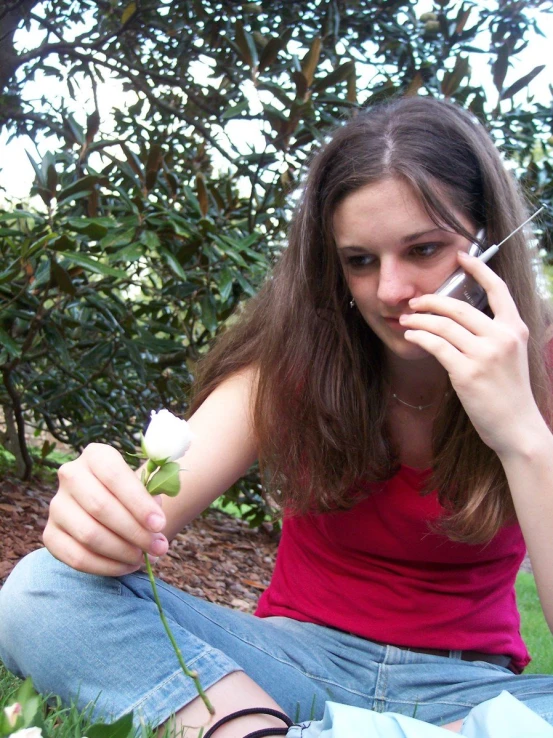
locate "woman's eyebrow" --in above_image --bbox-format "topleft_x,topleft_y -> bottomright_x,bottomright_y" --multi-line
337,245 -> 371,253
401,227 -> 448,243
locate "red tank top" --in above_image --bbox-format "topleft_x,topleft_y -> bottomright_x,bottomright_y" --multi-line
256,465 -> 529,673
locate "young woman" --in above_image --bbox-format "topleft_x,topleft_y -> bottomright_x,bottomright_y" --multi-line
1,97 -> 553,738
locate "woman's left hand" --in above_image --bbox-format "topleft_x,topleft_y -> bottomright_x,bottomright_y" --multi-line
399,250 -> 542,457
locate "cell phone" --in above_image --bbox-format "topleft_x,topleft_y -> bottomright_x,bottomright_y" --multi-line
433,207 -> 544,311
433,231 -> 488,310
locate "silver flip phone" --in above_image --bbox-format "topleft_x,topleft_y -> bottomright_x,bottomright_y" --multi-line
433,207 -> 544,311
433,231 -> 487,310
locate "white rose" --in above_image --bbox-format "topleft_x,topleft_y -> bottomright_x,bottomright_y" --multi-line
9,728 -> 43,738
143,409 -> 195,463
4,702 -> 22,728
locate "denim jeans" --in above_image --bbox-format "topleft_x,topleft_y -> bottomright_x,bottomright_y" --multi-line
1,548 -> 552,733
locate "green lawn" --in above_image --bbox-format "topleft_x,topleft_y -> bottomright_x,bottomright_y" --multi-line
0,572 -> 551,735
544,263 -> 553,297
517,572 -> 553,674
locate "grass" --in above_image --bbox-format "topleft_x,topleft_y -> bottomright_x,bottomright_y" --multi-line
543,263 -> 553,299
0,572 -> 551,735
516,572 -> 553,674
0,443 -> 75,482
0,667 -> 176,737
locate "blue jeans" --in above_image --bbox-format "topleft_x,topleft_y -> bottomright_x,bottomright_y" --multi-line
1,548 -> 552,733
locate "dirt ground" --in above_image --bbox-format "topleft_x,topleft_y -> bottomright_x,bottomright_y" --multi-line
0,474 -> 279,611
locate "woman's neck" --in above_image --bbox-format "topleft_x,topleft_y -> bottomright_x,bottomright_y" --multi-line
385,352 -> 449,407
384,355 -> 449,469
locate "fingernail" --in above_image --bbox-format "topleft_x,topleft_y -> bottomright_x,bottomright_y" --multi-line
458,250 -> 470,258
151,534 -> 168,555
147,513 -> 165,532
408,298 -> 419,307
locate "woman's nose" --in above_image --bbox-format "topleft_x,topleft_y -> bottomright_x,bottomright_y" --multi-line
376,260 -> 417,306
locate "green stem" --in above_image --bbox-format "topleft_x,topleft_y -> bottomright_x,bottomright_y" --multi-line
142,462 -> 214,718
144,553 -> 215,716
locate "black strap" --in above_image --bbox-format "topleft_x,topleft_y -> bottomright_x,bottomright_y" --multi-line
203,707 -> 293,738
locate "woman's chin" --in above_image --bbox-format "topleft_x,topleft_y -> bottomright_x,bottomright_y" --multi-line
384,337 -> 431,362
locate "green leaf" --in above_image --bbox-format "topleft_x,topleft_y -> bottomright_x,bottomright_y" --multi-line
66,217 -> 113,239
235,20 -> 258,68
51,259 -> 77,295
88,710 -> 134,738
301,37 -> 322,87
145,143 -> 163,192
63,114 -> 85,145
120,142 -> 143,179
46,162 -> 58,197
146,462 -> 181,496
80,342 -> 115,368
13,677 -> 41,728
0,211 -> 44,224
49,234 -> 77,251
292,71 -> 308,99
100,228 -> 136,249
196,173 -> 209,218
217,266 -> 234,301
22,231 -> 58,259
41,440 -> 56,458
258,36 -> 283,73
441,55 -> 470,97
236,271 -> 256,297
201,292 -> 217,333
493,43 -> 510,93
58,175 -> 108,203
501,65 -> 545,100
0,263 -> 21,285
312,61 -> 355,92
26,151 -> 42,182
121,1 -> 136,25
113,243 -> 144,262
139,230 -> 161,249
221,99 -> 250,120
161,247 -> 188,281
57,251 -> 128,278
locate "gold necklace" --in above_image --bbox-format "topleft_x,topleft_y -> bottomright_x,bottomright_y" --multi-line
391,393 -> 435,411
391,390 -> 450,411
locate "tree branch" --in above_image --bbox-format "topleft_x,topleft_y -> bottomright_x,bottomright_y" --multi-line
0,0 -> 36,93
17,3 -> 141,64
0,109 -> 66,138
1,369 -> 33,479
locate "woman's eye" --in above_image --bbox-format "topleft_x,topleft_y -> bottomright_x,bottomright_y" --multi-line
410,243 -> 442,258
346,254 -> 376,269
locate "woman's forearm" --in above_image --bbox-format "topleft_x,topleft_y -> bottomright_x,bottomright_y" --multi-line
498,412 -> 553,631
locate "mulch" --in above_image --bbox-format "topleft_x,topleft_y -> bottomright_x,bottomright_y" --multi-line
0,475 -> 278,613
0,474 -> 532,606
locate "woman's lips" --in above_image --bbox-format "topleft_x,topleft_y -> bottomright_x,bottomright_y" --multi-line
382,316 -> 406,331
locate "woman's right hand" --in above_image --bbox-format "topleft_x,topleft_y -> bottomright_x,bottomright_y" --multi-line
43,443 -> 169,576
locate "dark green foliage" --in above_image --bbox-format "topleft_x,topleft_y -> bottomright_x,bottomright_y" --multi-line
0,1 -> 552,522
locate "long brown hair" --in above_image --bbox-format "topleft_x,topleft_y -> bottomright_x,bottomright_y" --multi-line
192,96 -> 553,543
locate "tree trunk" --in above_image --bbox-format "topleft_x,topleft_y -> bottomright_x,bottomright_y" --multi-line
0,0 -> 38,97
1,402 -> 26,476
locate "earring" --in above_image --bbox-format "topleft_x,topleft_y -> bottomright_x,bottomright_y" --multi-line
349,297 -> 355,308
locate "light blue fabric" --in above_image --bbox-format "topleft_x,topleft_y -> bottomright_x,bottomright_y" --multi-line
462,691 -> 553,738
1,549 -> 553,734
288,701 -> 450,737
288,692 -> 553,738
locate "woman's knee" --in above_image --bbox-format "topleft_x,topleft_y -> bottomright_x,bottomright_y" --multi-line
0,547 -> 122,674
